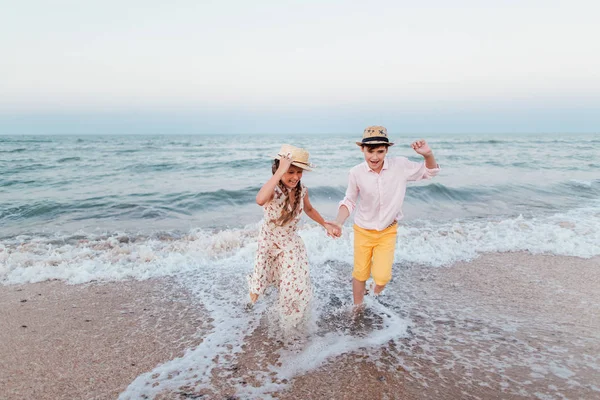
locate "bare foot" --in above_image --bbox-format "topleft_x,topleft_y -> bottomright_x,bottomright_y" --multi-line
249,292 -> 259,304
352,303 -> 366,315
374,284 -> 386,295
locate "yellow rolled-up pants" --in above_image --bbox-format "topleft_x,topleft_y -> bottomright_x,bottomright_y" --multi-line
353,223 -> 398,286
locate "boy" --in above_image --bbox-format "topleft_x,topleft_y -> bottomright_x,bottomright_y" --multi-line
333,126 -> 440,305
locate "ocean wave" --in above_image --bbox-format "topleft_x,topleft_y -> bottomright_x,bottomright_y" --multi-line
3,163 -> 56,173
57,156 -> 82,163
560,180 -> 600,197
121,162 -> 180,173
198,159 -> 264,169
0,186 -> 325,225
433,138 -> 599,146
159,188 -> 256,210
0,198 -> 181,224
0,201 -> 64,221
2,205 -> 598,285
434,139 -> 508,146
167,141 -> 192,146
114,149 -> 141,154
411,180 -> 599,205
0,137 -> 52,143
305,185 -> 346,199
406,183 -> 489,202
2,179 -> 597,227
0,179 -> 37,188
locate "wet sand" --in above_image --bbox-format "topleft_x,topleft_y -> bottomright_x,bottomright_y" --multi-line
0,279 -> 208,400
279,251 -> 600,400
1,252 -> 599,399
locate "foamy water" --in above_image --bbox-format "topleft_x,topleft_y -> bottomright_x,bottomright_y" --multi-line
2,204 -> 599,285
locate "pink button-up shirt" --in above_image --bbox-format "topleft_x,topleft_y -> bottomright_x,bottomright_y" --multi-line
339,157 -> 440,231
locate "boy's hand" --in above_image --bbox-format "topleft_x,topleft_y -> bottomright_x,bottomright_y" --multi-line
411,140 -> 433,157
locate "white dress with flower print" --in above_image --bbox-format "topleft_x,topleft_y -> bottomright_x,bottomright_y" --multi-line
249,184 -> 312,329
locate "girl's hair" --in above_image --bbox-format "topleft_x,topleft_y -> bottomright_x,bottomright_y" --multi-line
272,159 -> 302,226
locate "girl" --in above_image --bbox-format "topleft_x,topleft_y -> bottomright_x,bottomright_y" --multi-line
248,144 -> 339,331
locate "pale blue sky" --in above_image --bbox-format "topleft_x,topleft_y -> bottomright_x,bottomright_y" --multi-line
1,0 -> 599,134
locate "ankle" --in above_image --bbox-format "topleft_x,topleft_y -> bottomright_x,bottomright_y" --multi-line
374,284 -> 386,294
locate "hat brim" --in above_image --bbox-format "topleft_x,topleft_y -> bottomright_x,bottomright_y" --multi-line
273,155 -> 314,171
356,141 -> 394,147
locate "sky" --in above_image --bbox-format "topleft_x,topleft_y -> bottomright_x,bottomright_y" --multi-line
1,0 -> 599,134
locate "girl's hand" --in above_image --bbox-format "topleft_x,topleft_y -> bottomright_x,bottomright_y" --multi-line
411,140 -> 433,157
277,152 -> 293,175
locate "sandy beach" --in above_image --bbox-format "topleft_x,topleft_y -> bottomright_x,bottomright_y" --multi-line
0,279 -> 208,400
1,252 -> 599,399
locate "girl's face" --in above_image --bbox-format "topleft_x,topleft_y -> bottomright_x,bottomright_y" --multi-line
281,165 -> 304,189
362,145 -> 388,171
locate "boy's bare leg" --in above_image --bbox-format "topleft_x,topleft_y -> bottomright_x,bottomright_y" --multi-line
374,284 -> 386,295
352,278 -> 367,305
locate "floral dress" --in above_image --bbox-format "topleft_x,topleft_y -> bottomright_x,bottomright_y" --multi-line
248,184 -> 313,329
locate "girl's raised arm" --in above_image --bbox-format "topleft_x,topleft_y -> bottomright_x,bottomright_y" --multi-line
256,153 -> 293,206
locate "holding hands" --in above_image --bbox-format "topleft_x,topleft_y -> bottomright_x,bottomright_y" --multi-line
324,221 -> 342,238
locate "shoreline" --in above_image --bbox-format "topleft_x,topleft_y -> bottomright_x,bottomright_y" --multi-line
1,252 -> 599,399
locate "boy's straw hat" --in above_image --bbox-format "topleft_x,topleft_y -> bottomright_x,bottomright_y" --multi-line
274,144 -> 314,171
356,125 -> 395,146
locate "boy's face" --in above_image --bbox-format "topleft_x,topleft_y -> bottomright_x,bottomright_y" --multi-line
362,145 -> 388,171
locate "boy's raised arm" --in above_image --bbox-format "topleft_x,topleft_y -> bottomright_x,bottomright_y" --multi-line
411,139 -> 438,169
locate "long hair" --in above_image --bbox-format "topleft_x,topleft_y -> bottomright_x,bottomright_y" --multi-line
272,159 -> 302,226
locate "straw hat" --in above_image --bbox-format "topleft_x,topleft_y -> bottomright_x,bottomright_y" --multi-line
356,125 -> 394,146
274,144 -> 314,171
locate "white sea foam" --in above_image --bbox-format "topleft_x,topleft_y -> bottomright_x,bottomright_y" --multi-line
118,246 -> 409,398
1,204 -> 599,285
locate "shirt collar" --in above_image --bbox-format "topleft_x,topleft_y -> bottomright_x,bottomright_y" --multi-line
363,158 -> 389,173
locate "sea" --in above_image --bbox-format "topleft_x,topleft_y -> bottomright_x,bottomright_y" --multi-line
1,133 -> 599,398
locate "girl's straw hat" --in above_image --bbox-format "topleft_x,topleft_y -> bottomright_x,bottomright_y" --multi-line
356,125 -> 395,146
274,144 -> 314,171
